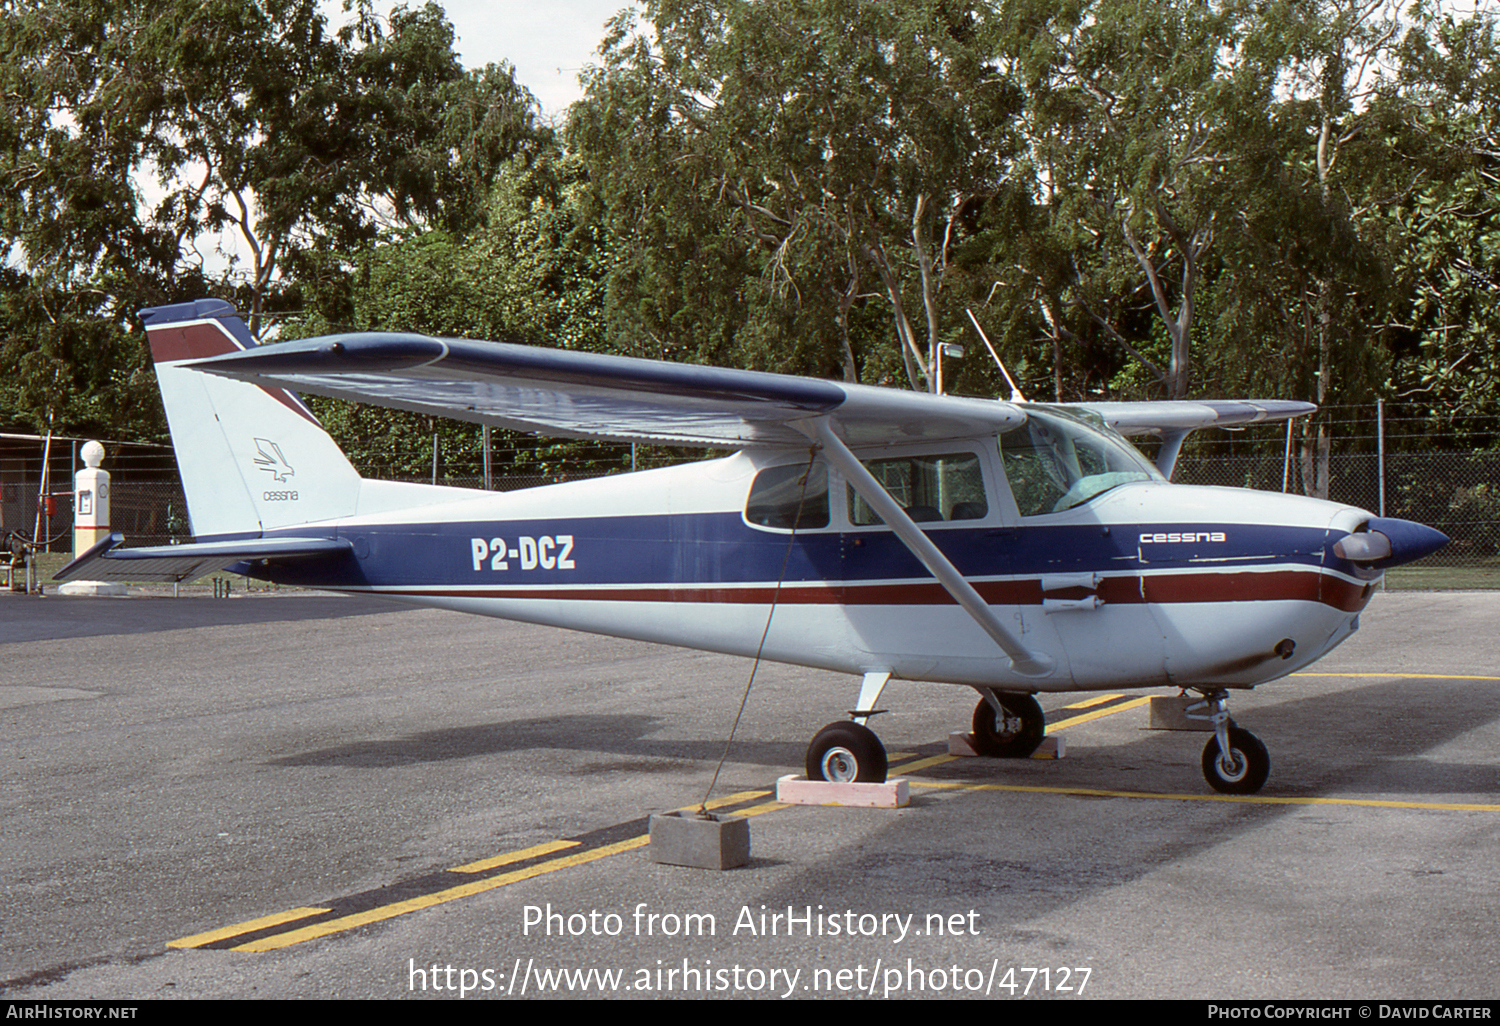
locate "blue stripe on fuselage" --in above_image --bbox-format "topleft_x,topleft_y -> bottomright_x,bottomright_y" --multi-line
255,514 -> 1342,590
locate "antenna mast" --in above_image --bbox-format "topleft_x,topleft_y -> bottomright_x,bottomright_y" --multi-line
966,308 -> 1026,403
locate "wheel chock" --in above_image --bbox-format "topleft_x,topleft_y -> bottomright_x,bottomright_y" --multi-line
648,810 -> 750,870
947,733 -> 1066,759
1148,695 -> 1213,731
1031,736 -> 1065,758
774,774 -> 909,808
947,731 -> 980,756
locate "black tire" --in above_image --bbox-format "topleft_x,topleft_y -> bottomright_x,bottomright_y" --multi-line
970,691 -> 1045,758
1201,727 -> 1270,794
805,721 -> 888,783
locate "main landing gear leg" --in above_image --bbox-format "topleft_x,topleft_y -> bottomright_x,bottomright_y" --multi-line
1189,689 -> 1270,794
805,672 -> 891,783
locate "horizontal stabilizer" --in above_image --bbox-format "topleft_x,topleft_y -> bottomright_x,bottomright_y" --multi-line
53,534 -> 352,584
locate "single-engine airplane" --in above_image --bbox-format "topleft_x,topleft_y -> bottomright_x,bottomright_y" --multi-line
59,299 -> 1448,794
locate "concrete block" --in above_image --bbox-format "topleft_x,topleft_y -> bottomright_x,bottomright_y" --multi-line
774,774 -> 909,808
1031,735 -> 1066,759
1148,695 -> 1212,731
947,733 -> 1066,758
648,811 -> 750,870
56,581 -> 128,597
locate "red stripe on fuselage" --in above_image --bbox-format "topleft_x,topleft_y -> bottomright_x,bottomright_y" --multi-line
366,569 -> 1375,613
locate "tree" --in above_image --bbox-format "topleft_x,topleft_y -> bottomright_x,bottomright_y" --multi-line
987,0 -> 1300,401
1188,1 -> 1500,492
1381,6 -> 1500,427
283,151 -> 613,478
0,271 -> 166,439
0,0 -> 546,437
570,0 -> 1023,390
988,0 -> 1493,495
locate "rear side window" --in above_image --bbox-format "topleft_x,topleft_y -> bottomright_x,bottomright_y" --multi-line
745,462 -> 829,530
848,452 -> 987,526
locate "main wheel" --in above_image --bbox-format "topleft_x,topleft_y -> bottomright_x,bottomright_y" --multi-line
805,721 -> 888,783
970,691 -> 1045,758
1201,727 -> 1270,794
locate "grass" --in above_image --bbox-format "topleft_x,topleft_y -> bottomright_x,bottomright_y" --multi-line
1384,565 -> 1500,591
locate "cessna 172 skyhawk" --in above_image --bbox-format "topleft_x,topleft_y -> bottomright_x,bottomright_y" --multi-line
59,299 -> 1448,795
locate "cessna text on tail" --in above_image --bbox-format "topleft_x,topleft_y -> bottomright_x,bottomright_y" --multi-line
58,299 -> 1449,794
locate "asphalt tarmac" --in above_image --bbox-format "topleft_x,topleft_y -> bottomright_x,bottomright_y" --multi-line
2,587 -> 1498,1001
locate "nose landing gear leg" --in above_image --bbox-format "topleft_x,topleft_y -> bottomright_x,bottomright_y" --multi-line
1188,689 -> 1270,794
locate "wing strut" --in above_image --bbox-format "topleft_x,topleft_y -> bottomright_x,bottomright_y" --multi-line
799,418 -> 1055,678
1155,430 -> 1190,478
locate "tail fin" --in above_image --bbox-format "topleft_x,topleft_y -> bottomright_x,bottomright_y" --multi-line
142,300 -> 362,539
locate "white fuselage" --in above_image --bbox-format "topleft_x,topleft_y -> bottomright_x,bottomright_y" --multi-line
258,441 -> 1377,695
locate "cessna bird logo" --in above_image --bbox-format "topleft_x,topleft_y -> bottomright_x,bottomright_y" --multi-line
253,438 -> 295,482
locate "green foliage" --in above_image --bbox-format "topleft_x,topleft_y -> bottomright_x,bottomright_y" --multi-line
570,0 -> 1024,390
0,0 -> 546,438
0,273 -> 166,438
1379,11 -> 1500,426
1391,452 -> 1500,558
7,0 -> 1500,468
464,152 -> 612,353
282,151 -> 612,469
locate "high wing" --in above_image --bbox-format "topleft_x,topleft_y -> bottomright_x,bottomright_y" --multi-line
1070,400 -> 1318,437
1060,399 -> 1315,477
185,332 -> 1315,450
183,333 -> 1029,448
55,534 -> 352,584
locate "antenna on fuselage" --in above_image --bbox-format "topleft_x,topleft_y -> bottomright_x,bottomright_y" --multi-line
966,307 -> 1027,404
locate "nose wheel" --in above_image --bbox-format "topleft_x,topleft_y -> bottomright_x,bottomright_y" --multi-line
1191,690 -> 1270,794
1201,725 -> 1269,794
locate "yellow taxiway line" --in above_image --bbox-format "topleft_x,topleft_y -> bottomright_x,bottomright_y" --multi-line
906,780 -> 1500,813
174,789 -> 790,954
167,907 -> 332,950
235,836 -> 655,952
1293,672 -> 1500,681
1045,696 -> 1153,732
169,687 -> 1498,953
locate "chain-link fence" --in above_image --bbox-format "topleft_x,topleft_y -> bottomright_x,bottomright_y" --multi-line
1,438 -> 183,553
1173,403 -> 1500,574
1175,449 -> 1500,568
109,478 -> 191,545
9,406 -> 1498,578
354,439 -> 701,493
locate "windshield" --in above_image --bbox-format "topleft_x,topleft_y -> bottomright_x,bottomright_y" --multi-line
998,406 -> 1163,516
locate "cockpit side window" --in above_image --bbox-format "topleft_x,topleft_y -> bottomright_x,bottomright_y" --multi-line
745,461 -> 830,530
847,452 -> 987,526
998,407 -> 1162,516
